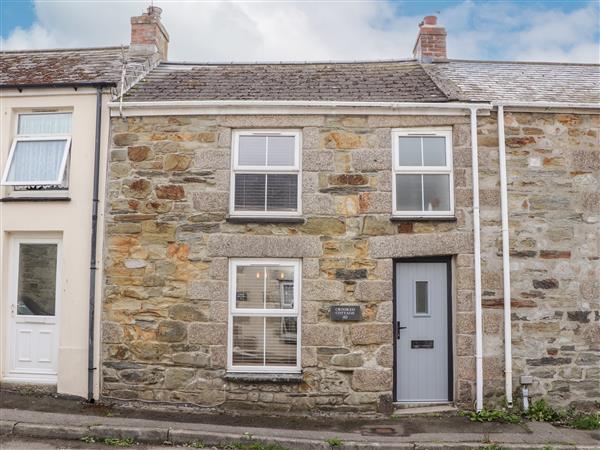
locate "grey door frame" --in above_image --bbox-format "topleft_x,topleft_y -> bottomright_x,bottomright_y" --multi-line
393,256 -> 454,402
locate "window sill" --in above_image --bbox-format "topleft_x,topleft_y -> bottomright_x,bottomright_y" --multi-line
224,372 -> 303,383
226,216 -> 305,224
0,196 -> 71,202
390,215 -> 457,222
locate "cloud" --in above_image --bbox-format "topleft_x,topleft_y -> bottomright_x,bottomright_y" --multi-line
1,0 -> 598,63
443,0 -> 600,62
1,22 -> 59,50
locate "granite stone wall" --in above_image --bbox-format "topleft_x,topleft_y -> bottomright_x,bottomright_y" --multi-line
101,112 -> 598,414
477,112 -> 599,410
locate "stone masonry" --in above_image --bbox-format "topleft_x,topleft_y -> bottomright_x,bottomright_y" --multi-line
102,112 -> 599,414
478,112 -> 599,410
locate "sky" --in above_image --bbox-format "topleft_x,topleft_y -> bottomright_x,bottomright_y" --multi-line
0,0 -> 598,63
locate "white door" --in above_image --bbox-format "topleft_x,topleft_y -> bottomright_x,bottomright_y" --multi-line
5,237 -> 61,384
396,261 -> 451,402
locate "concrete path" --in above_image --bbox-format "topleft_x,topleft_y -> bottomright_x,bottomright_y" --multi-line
0,436 -> 177,450
1,406 -> 599,449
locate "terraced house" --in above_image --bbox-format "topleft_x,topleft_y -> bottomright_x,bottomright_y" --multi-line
0,10 -> 163,400
2,7 -> 599,416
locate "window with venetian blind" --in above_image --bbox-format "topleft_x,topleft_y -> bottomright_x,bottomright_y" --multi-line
392,128 -> 454,217
228,259 -> 301,373
230,130 -> 301,217
1,112 -> 72,190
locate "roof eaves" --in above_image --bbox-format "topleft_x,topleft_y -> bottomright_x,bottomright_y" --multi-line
0,45 -> 128,55
0,81 -> 117,90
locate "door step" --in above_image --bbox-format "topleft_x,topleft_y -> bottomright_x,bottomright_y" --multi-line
392,403 -> 456,416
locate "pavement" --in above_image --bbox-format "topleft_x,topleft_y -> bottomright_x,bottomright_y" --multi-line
1,391 -> 599,449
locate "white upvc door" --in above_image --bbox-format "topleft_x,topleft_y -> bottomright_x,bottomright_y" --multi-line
4,236 -> 61,384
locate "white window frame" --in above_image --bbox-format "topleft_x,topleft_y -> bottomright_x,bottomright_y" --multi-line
391,128 -> 454,218
1,136 -> 71,186
229,130 -> 302,217
1,111 -> 72,189
228,258 -> 301,373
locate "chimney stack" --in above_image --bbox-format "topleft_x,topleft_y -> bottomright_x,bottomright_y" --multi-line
130,6 -> 169,60
412,15 -> 447,62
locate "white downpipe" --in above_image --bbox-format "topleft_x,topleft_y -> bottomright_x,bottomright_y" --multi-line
470,107 -> 484,412
497,105 -> 513,408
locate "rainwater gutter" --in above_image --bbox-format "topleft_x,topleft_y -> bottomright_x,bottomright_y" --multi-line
493,101 -> 600,111
107,100 -> 493,117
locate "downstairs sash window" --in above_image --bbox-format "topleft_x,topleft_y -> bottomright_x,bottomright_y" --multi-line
228,259 -> 301,373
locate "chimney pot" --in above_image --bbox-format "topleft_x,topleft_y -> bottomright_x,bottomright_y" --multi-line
423,15 -> 437,26
147,6 -> 162,18
412,15 -> 447,62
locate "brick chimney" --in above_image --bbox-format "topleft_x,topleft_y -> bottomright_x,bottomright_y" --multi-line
130,6 -> 169,60
412,15 -> 447,62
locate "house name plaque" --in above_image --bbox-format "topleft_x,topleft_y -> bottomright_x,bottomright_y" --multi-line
330,305 -> 362,321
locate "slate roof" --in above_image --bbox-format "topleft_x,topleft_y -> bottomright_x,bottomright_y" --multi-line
3,46 -> 598,105
425,60 -> 600,104
0,47 -> 127,87
123,61 -> 452,102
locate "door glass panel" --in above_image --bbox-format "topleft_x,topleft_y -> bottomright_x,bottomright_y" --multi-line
422,137 -> 446,166
398,136 -> 422,166
17,243 -> 57,316
415,281 -> 429,315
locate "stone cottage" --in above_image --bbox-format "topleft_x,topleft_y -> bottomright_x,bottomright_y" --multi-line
100,9 -> 600,414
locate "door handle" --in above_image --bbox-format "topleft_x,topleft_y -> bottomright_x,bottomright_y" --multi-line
396,322 -> 407,339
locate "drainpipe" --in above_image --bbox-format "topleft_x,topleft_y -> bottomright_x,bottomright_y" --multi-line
87,86 -> 103,402
497,105 -> 513,408
470,107 -> 484,412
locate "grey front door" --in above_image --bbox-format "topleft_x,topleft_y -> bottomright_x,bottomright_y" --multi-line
395,261 -> 450,402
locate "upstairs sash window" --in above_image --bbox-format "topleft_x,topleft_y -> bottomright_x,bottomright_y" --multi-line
231,131 -> 301,216
392,128 -> 454,217
1,113 -> 72,188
